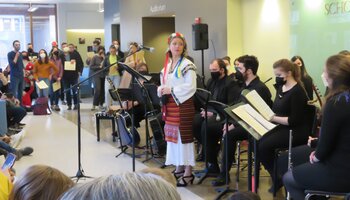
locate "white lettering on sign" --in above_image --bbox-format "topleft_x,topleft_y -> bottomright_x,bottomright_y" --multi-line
150,4 -> 166,13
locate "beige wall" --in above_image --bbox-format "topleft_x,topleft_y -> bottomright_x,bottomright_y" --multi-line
142,17 -> 175,72
241,0 -> 290,96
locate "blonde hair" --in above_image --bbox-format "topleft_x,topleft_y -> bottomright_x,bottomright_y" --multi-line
140,167 -> 176,187
60,172 -> 181,200
10,165 -> 74,200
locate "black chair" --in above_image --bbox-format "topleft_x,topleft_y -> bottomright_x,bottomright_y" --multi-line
95,112 -> 117,142
305,190 -> 350,200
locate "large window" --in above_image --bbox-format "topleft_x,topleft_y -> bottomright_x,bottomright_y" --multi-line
0,3 -> 57,69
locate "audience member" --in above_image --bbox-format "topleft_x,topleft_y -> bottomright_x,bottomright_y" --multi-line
229,191 -> 261,200
33,49 -> 58,97
60,172 -> 180,200
7,40 -> 24,104
49,47 -> 64,111
22,65 -> 35,111
104,45 -> 121,109
0,169 -> 14,199
9,165 -> 73,200
60,44 -> 84,110
90,46 -> 106,111
120,42 -> 146,88
1,93 -> 27,131
27,43 -> 38,61
112,39 -> 125,59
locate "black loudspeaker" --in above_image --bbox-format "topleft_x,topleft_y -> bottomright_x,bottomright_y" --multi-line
192,23 -> 209,50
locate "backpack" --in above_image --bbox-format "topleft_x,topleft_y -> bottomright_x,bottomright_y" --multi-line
33,97 -> 51,115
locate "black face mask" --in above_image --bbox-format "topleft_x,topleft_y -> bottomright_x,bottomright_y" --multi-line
53,51 -> 59,56
275,77 -> 286,86
211,71 -> 221,80
235,70 -> 244,82
28,48 -> 33,53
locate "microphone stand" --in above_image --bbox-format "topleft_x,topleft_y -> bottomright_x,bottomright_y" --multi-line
65,48 -> 144,181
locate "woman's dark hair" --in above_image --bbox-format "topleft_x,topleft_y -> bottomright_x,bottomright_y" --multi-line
38,49 -> 49,64
129,42 -> 139,48
291,55 -> 309,78
136,62 -> 149,73
109,45 -> 117,50
222,56 -> 231,64
325,54 -> 350,102
212,58 -> 228,76
97,46 -> 105,54
338,50 -> 350,56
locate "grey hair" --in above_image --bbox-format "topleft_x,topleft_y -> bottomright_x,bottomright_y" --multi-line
60,172 -> 181,200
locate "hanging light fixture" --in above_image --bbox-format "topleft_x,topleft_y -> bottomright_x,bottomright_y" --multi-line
28,3 -> 38,12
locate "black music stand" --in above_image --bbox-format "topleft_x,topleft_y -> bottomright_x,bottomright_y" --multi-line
193,88 -> 214,184
65,48 -> 143,181
118,62 -> 149,172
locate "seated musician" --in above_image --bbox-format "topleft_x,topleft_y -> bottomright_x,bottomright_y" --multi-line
258,59 -> 312,192
283,54 -> 350,199
121,62 -> 150,128
193,58 -> 241,173
212,55 -> 273,186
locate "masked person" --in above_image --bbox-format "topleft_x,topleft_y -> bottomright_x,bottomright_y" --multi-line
90,46 -> 106,111
192,58 -> 241,174
212,55 -> 273,186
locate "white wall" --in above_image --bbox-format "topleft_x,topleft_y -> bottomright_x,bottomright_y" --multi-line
242,0 -> 290,94
56,3 -> 104,45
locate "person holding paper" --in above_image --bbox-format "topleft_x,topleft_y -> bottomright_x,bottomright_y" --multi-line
119,42 -> 146,89
33,49 -> 58,98
258,59 -> 311,192
212,55 -> 273,186
158,32 -> 196,187
284,54 -> 350,199
90,46 -> 106,111
60,44 -> 84,110
49,47 -> 64,111
192,58 -> 241,174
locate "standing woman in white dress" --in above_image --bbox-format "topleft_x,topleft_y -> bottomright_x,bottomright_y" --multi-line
158,32 -> 197,187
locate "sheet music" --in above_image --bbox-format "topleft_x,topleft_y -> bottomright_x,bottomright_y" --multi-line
64,61 -> 76,71
52,81 -> 61,92
35,80 -> 48,89
242,104 -> 276,131
245,90 -> 275,120
232,105 -> 268,136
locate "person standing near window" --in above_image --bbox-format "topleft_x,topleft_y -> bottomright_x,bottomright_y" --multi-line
7,40 -> 24,105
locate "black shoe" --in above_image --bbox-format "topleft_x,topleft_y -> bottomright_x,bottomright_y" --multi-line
172,169 -> 185,179
207,163 -> 220,175
67,105 -> 72,110
73,104 -> 78,110
212,174 -> 230,186
19,147 -> 33,156
176,174 -> 195,187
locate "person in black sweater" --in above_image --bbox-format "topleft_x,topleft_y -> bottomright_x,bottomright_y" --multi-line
60,44 -> 84,110
291,56 -> 314,100
258,59 -> 311,191
283,54 -> 350,199
193,58 -> 241,173
212,55 -> 273,186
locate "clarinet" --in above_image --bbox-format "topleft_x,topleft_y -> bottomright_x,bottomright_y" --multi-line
286,130 -> 293,200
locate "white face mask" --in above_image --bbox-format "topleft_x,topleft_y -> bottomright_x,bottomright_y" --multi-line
321,72 -> 328,87
40,53 -> 46,59
114,44 -> 119,50
63,47 -> 69,53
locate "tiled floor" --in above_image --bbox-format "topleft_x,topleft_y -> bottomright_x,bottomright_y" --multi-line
13,98 -> 288,200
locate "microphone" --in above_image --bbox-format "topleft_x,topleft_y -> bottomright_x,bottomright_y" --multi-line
264,77 -> 272,84
139,45 -> 155,53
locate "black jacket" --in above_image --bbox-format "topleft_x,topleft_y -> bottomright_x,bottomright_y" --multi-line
60,50 -> 84,81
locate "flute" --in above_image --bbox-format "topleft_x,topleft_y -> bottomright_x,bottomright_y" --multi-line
286,130 -> 293,200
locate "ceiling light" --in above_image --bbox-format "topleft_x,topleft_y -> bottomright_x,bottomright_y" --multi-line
28,4 -> 38,12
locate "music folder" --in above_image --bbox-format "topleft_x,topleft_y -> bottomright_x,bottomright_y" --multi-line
224,102 -> 278,140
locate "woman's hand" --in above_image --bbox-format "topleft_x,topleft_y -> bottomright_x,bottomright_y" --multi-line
161,87 -> 171,95
309,151 -> 320,164
222,123 -> 235,135
307,136 -> 317,147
